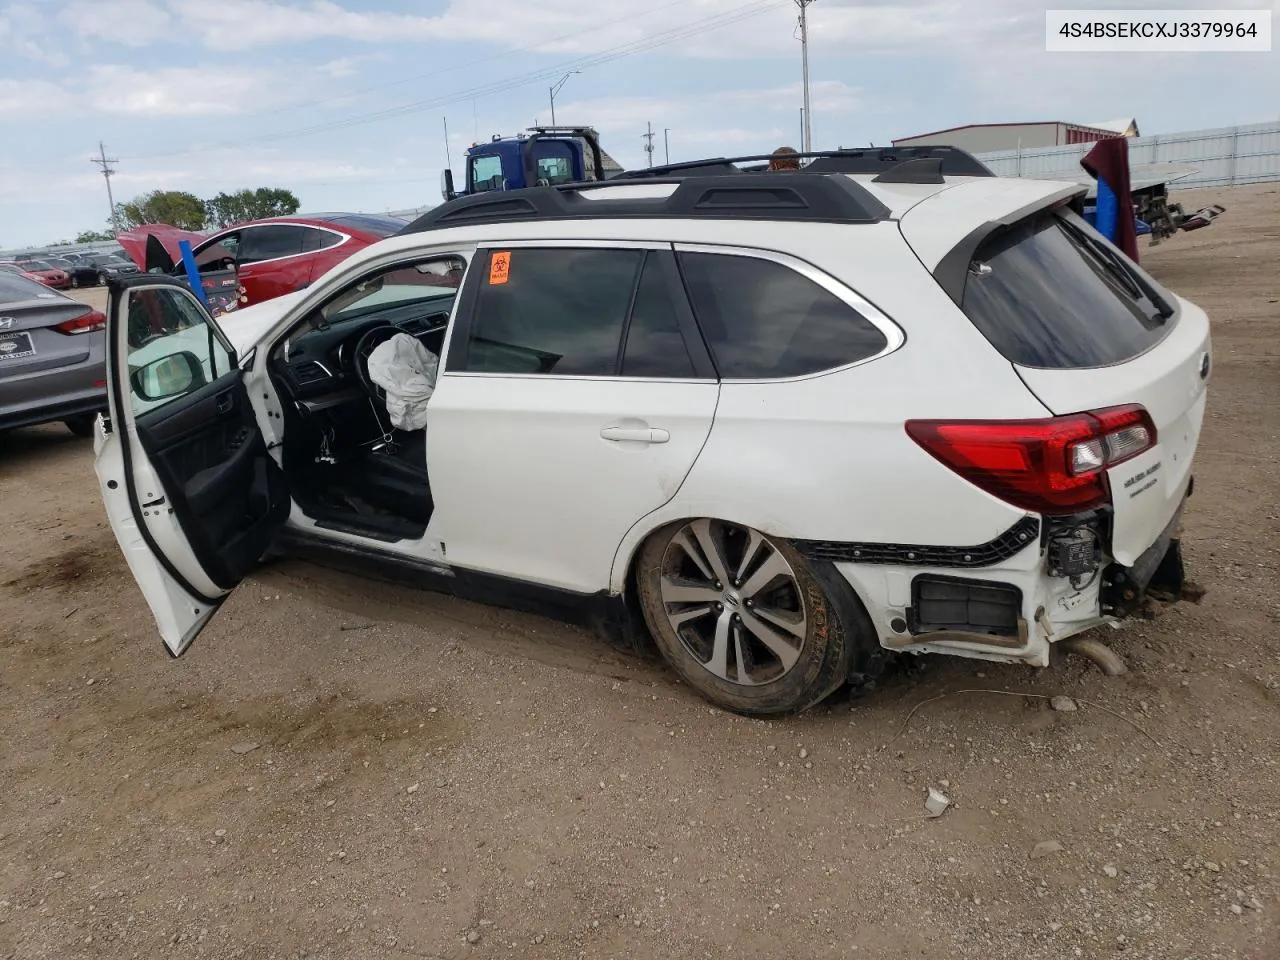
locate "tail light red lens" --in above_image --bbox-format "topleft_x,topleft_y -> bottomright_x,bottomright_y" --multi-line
905,405 -> 1157,515
54,310 -> 107,335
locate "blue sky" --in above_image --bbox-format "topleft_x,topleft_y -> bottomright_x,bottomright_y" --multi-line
1,0 -> 1276,246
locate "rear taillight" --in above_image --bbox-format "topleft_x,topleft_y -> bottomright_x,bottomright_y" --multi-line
54,310 -> 106,335
905,404 -> 1157,515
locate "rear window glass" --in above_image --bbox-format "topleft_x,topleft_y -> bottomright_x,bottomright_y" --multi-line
677,252 -> 889,379
316,214 -> 406,237
0,273 -> 49,301
959,209 -> 1176,369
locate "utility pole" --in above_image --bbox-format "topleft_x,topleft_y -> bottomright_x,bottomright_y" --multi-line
643,122 -> 655,167
90,141 -> 120,234
796,0 -> 815,153
664,128 -> 670,165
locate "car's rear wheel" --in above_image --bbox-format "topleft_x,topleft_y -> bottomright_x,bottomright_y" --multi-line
63,414 -> 97,437
636,518 -> 879,716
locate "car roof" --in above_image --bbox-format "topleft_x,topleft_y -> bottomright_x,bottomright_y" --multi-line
396,171 -> 1084,240
214,213 -> 407,238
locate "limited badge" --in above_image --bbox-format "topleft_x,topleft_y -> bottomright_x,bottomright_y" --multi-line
489,251 -> 511,285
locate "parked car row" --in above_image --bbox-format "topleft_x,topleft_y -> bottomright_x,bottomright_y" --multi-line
2,212 -> 407,440
117,212 -> 408,308
0,249 -> 139,289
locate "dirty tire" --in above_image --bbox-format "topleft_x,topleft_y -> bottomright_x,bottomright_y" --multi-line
636,518 -> 878,716
63,414 -> 97,437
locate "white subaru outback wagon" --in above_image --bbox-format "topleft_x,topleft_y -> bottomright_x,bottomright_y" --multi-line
94,147 -> 1210,716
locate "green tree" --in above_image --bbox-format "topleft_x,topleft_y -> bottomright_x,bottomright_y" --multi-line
204,187 -> 301,228
114,190 -> 208,231
76,229 -> 115,243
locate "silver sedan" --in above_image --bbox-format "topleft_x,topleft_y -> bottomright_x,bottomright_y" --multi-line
0,270 -> 107,435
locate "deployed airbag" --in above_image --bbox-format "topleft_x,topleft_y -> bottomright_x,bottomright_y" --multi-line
366,333 -> 438,431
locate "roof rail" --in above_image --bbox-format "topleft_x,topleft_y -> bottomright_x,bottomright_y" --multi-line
807,146 -> 995,178
397,174 -> 893,234
611,145 -> 995,181
872,157 -> 945,184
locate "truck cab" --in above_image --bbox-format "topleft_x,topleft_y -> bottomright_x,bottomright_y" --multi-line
442,126 -> 607,201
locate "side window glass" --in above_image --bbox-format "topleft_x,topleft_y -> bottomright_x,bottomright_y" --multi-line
239,225 -> 304,263
126,287 -> 232,417
470,155 -> 504,192
195,234 -> 239,273
461,248 -> 641,375
300,228 -> 342,252
621,254 -> 696,378
677,252 -> 889,379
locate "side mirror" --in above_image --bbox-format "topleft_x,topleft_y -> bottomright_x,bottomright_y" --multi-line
441,168 -> 457,202
129,350 -> 208,402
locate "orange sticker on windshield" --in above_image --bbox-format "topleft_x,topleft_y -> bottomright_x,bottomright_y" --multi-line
489,251 -> 511,285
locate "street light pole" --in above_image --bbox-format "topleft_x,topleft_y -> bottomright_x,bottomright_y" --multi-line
796,0 -> 815,153
549,71 -> 579,127
664,128 -> 670,165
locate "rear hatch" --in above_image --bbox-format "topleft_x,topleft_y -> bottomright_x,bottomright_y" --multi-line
902,182 -> 1210,566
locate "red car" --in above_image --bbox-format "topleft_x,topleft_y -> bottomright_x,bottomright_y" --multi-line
117,213 -> 408,308
1,259 -> 72,289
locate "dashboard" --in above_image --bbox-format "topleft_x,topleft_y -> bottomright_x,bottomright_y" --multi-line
270,295 -> 455,412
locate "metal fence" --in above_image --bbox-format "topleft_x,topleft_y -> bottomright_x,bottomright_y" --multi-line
976,120 -> 1280,188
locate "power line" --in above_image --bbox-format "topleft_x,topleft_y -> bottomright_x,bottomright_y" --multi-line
89,142 -> 120,233
222,0 -> 698,125
120,0 -> 786,162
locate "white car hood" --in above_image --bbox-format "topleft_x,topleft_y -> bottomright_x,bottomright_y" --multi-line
218,290 -> 308,356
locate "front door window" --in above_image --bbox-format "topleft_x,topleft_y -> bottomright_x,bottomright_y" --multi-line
125,286 -> 233,416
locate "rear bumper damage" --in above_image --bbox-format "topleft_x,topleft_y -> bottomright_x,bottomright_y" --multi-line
1100,494 -> 1192,618
828,482 -> 1201,669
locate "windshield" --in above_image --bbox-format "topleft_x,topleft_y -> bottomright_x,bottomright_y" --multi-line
22,260 -> 54,270
958,207 -> 1178,369
314,257 -> 466,329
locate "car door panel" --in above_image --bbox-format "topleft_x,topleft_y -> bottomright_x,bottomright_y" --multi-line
134,372 -> 289,589
428,243 -> 720,595
95,276 -> 290,655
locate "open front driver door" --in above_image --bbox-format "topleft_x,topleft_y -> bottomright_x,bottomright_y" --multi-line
94,275 -> 290,655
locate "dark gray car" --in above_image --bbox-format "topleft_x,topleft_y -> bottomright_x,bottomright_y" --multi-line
0,271 -> 107,435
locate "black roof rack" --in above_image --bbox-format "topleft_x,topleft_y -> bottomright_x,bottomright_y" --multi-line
611,145 -> 995,182
871,157 -> 945,184
397,174 -> 893,234
808,146 -> 995,178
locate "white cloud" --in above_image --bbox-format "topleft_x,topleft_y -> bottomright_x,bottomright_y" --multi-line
59,0 -> 172,46
0,2 -> 71,66
84,63 -> 295,117
316,54 -> 385,80
0,78 -> 73,118
169,0 -> 452,49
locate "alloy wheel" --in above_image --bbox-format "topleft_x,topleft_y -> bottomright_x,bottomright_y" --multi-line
657,519 -> 807,686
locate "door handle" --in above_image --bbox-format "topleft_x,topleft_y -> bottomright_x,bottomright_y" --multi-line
600,425 -> 670,444
216,392 -> 233,414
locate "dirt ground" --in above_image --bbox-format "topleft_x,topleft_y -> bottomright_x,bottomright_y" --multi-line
2,184 -> 1278,960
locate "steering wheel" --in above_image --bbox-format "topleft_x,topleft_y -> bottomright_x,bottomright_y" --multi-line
350,324 -> 399,402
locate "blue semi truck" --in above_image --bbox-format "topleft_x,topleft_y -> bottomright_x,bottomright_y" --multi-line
440,126 -> 612,201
